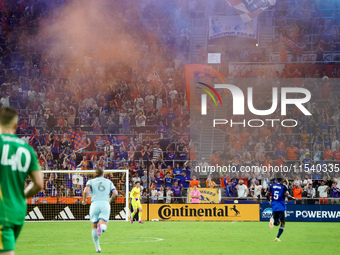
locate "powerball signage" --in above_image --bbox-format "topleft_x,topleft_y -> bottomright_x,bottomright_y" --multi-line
188,188 -> 219,203
146,204 -> 259,221
260,204 -> 340,222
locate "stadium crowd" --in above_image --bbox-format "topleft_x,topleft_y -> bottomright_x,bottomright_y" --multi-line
1,0 -> 340,204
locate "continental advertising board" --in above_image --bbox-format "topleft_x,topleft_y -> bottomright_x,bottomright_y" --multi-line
144,204 -> 259,221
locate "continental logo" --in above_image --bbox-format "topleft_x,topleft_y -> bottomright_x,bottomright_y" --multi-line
158,205 -> 240,220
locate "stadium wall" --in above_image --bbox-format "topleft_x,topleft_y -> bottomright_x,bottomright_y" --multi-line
143,204 -> 259,221
260,204 -> 340,222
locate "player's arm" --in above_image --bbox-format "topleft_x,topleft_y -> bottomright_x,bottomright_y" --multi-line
25,170 -> 44,198
110,189 -> 118,203
82,185 -> 91,205
284,185 -> 296,200
130,188 -> 136,200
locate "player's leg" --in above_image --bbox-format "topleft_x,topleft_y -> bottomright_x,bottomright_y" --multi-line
90,204 -> 101,253
0,224 -> 16,255
274,212 -> 286,242
138,203 -> 143,223
131,201 -> 138,223
273,211 -> 281,226
97,203 -> 110,236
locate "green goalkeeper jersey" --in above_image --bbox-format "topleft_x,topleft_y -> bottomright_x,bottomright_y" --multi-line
0,134 -> 41,225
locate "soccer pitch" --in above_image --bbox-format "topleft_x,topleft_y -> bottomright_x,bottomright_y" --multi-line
16,221 -> 338,255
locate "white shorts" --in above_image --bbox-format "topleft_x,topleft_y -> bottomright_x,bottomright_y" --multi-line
90,201 -> 111,223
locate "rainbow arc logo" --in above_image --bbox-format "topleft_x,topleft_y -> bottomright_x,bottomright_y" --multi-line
197,82 -> 222,115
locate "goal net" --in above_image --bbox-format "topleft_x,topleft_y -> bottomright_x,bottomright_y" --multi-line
25,170 -> 129,221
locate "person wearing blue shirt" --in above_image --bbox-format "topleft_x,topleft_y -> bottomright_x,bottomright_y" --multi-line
111,136 -> 121,152
164,172 -> 173,188
225,180 -> 234,197
154,172 -> 163,190
301,153 -> 312,172
268,177 -> 295,242
173,164 -> 183,179
180,172 -> 191,189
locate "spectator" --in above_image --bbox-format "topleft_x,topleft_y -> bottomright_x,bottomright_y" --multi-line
318,180 -> 330,204
330,182 -> 340,204
225,180 -> 234,197
190,176 -> 200,188
150,186 -> 158,203
285,142 -> 299,161
157,186 -> 164,203
152,143 -> 163,161
236,179 -> 248,199
172,181 -> 182,203
293,184 -> 303,204
206,176 -> 217,188
305,183 -> 316,205
95,136 -> 107,151
165,186 -> 173,203
253,180 -> 262,200
190,184 -> 201,204
159,169 -> 170,188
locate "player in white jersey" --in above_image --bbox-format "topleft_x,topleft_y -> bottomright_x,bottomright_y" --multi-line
82,167 -> 118,253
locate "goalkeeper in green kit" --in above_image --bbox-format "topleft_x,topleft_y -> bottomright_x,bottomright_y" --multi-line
0,107 -> 43,254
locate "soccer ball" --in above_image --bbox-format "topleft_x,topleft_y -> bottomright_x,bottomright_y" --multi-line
234,200 -> 239,204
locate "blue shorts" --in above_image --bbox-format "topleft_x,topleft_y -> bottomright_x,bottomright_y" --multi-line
89,201 -> 111,223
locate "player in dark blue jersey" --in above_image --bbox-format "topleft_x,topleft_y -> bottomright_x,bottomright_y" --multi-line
268,178 -> 295,242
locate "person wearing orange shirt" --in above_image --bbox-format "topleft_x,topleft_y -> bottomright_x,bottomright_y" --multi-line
264,154 -> 273,168
190,176 -> 201,188
206,176 -> 217,188
286,143 -> 299,160
300,129 -> 310,143
333,145 -> 340,161
275,154 -> 286,166
293,184 -> 303,204
324,145 -> 333,161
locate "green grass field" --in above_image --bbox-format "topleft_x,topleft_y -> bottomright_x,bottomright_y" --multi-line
16,221 -> 338,255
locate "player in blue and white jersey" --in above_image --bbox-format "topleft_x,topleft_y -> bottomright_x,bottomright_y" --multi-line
268,177 -> 295,242
82,167 -> 118,253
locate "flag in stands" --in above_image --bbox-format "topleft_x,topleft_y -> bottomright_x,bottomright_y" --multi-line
28,127 -> 39,146
147,72 -> 163,87
68,129 -> 86,151
282,36 -> 303,56
225,0 -> 276,22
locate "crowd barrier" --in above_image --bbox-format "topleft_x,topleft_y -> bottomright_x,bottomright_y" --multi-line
142,204 -> 260,221
260,204 -> 340,222
25,202 -> 340,222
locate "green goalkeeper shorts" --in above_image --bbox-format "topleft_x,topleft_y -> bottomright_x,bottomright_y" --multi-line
0,223 -> 23,253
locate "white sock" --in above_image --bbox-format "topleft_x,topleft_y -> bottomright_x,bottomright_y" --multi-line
101,224 -> 107,232
139,217 -> 141,221
92,228 -> 100,250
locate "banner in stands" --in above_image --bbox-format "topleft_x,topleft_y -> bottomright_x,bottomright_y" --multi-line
208,15 -> 257,40
229,63 -> 285,78
260,204 -> 340,222
25,203 -> 127,221
188,188 -> 219,203
144,204 -> 259,221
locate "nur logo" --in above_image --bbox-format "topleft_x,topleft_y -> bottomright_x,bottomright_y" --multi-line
199,83 -> 312,117
197,82 -> 223,115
